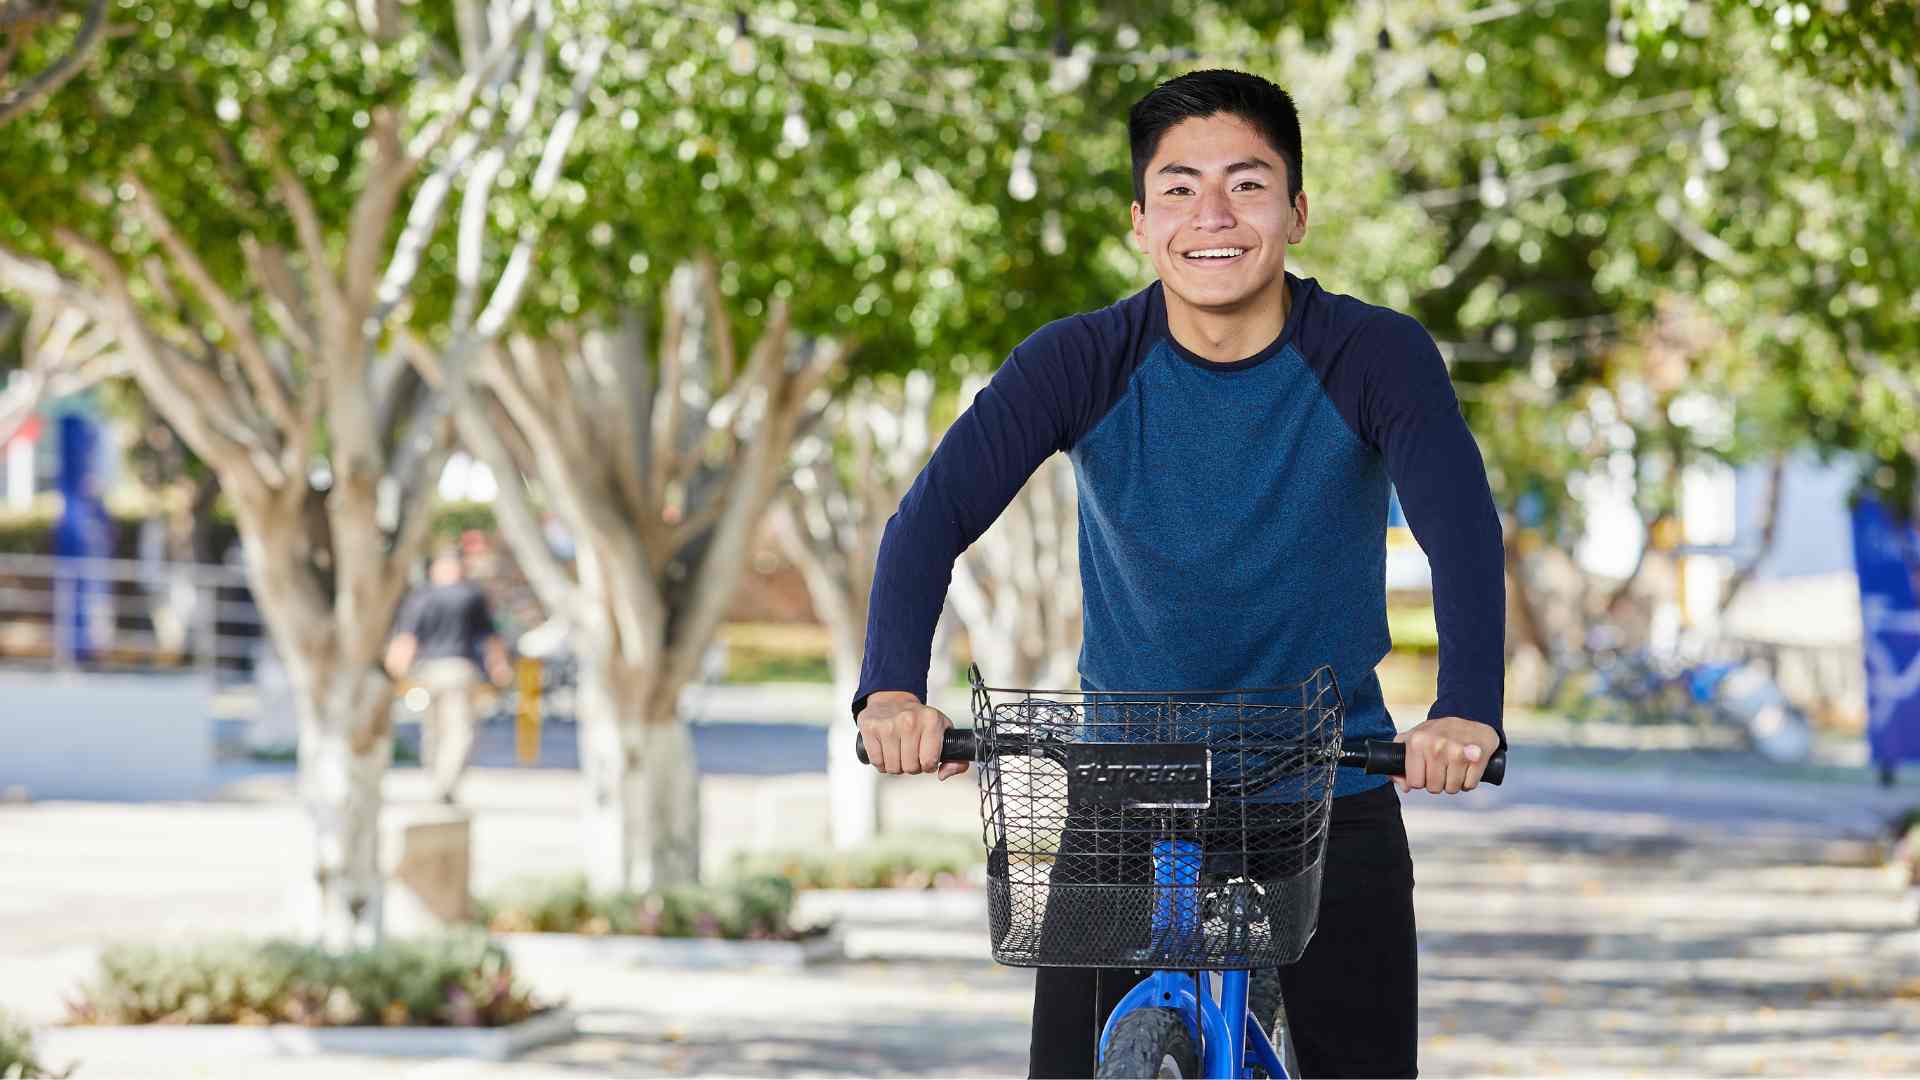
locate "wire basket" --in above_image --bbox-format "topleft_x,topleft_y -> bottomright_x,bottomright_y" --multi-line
970,665 -> 1344,970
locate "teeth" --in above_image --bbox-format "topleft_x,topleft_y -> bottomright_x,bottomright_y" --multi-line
1185,248 -> 1245,259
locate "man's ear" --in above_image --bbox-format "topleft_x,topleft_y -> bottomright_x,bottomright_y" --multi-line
1130,200 -> 1148,254
1288,190 -> 1310,245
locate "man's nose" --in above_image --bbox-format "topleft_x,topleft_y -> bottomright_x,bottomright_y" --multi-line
1192,184 -> 1236,230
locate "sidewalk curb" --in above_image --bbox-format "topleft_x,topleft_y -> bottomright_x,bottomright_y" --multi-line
498,927 -> 845,970
840,926 -> 992,961
35,1006 -> 576,1063
794,887 -> 987,926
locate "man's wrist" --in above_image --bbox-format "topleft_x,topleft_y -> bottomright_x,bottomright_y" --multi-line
863,690 -> 922,710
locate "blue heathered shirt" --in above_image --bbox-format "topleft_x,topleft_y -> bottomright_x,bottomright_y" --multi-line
855,273 -> 1506,796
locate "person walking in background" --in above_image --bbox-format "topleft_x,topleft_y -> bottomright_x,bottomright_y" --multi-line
385,548 -> 512,804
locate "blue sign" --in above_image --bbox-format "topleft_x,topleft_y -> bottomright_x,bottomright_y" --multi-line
1849,497 -> 1920,770
53,412 -> 112,663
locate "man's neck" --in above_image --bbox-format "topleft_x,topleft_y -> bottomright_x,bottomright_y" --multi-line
1164,275 -> 1291,364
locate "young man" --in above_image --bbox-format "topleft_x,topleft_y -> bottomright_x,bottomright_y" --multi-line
854,70 -> 1505,1078
384,548 -> 513,804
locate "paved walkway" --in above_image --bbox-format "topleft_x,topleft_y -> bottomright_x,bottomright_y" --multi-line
5,741 -> 1919,1076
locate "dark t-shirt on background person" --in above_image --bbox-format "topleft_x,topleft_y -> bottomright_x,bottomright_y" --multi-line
393,581 -> 496,667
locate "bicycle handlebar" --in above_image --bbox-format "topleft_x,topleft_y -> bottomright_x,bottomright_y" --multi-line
852,727 -> 981,767
1340,738 -> 1506,786
852,730 -> 1505,786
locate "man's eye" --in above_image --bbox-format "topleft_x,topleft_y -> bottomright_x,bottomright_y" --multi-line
1235,181 -> 1264,191
1165,186 -> 1192,196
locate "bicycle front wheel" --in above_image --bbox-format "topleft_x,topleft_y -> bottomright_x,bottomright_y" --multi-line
1098,1007 -> 1199,1079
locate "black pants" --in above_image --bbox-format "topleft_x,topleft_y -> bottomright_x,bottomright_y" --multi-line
1027,783 -> 1417,1078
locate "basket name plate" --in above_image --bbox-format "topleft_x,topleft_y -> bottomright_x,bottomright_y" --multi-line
1061,743 -> 1212,809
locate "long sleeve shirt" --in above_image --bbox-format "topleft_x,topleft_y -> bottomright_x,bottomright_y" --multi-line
854,272 -> 1506,795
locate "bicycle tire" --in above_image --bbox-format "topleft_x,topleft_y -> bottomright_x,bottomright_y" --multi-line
1247,969 -> 1299,1079
1097,1007 -> 1200,1079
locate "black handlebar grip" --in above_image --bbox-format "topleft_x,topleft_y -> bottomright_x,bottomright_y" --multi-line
853,727 -> 979,767
1352,739 -> 1506,786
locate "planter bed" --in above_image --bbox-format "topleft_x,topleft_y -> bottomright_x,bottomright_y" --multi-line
36,1006 -> 575,1063
794,886 -> 986,927
498,925 -> 844,970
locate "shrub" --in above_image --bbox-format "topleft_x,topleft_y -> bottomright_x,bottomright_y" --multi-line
475,873 -> 814,940
0,1007 -> 69,1079
729,830 -> 985,891
64,934 -> 545,1028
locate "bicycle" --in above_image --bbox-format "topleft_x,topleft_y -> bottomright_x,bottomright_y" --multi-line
857,665 -> 1506,1079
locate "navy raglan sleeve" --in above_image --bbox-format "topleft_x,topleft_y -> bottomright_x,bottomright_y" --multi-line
852,320 -> 1108,719
1352,313 -> 1507,743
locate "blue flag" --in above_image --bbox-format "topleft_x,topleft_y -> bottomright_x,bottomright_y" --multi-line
1850,497 -> 1920,769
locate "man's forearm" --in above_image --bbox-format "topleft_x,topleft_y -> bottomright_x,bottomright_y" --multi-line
384,636 -> 417,681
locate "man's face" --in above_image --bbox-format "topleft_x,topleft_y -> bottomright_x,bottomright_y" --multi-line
430,554 -> 463,584
1130,113 -> 1308,313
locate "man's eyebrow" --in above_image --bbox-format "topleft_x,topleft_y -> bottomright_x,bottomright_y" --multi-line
1155,157 -> 1276,180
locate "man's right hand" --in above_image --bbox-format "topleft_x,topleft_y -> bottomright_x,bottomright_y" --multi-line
857,691 -> 967,781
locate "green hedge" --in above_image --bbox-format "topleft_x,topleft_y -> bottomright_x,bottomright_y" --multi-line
64,934 -> 545,1029
0,1007 -> 68,1079
475,873 -> 812,940
728,830 -> 984,890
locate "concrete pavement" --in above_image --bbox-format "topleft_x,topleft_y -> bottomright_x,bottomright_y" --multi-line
5,726 -> 1920,1076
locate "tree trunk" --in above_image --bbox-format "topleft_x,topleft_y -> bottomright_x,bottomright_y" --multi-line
828,628 -> 878,848
576,642 -> 701,893
291,656 -> 395,950
1718,451 -> 1787,616
1503,529 -> 1554,659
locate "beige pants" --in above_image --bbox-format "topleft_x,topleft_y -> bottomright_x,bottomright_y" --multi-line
415,657 -> 481,802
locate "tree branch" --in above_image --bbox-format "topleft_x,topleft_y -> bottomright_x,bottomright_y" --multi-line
695,252 -> 736,386
239,237 -> 314,362
264,146 -> 349,346
470,34 -> 606,341
666,331 -> 840,691
0,0 -> 106,126
1718,451 -> 1786,616
30,233 -> 274,487
446,352 -> 579,614
359,0 -> 539,346
126,173 -> 297,434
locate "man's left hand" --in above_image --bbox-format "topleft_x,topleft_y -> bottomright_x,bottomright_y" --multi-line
1392,715 -> 1500,794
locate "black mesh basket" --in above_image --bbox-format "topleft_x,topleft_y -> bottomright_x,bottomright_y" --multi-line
970,665 -> 1344,970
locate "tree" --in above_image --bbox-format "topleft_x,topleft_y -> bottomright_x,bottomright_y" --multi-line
1278,0 -> 1917,679
0,0 -> 597,946
417,1 -> 1371,886
418,269 -> 835,890
0,293 -> 120,444
0,0 -> 109,127
772,372 -> 959,848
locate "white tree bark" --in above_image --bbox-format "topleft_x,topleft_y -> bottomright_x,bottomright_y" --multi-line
0,4 -> 585,947
420,259 -> 841,891
770,372 -> 956,848
0,297 -> 122,445
576,653 -> 699,893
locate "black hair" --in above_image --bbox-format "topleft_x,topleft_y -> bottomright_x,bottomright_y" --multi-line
1128,69 -> 1303,205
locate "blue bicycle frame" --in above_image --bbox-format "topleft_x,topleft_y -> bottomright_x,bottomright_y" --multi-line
1094,839 -> 1290,1079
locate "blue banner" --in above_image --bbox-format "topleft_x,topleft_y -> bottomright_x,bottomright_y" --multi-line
1850,497 -> 1920,769
53,412 -> 112,663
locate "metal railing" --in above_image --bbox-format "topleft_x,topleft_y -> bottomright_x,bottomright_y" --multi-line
0,551 -> 266,675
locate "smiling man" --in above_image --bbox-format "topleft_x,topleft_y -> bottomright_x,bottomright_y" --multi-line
853,70 -> 1506,1077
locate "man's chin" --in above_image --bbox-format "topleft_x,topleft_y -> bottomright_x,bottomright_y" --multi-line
1164,276 -> 1271,313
